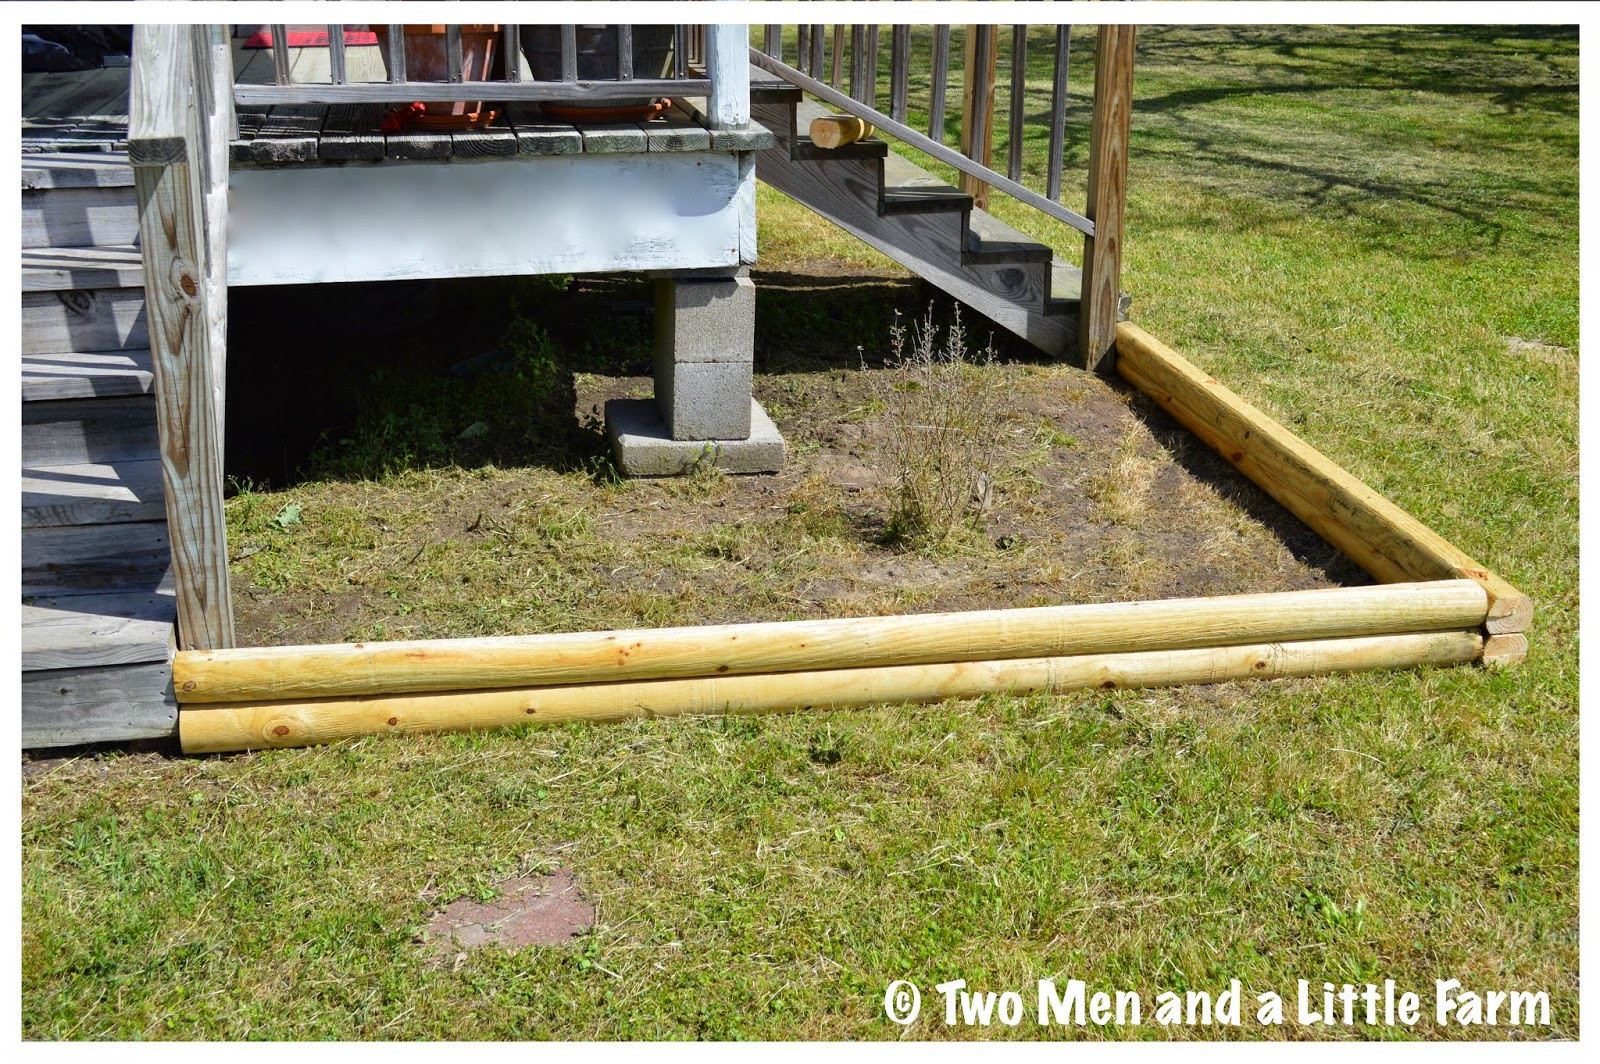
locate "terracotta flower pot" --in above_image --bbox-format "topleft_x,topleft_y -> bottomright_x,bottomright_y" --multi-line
372,24 -> 500,129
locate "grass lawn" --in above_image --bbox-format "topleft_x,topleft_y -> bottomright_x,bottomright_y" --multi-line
21,25 -> 1577,1039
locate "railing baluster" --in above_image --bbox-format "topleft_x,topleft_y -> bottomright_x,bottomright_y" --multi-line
764,24 -> 781,60
811,24 -> 825,78
1007,26 -> 1027,183
327,24 -> 346,85
930,25 -> 950,143
1047,25 -> 1071,202
504,25 -> 521,82
962,23 -> 997,209
831,26 -> 845,91
797,24 -> 809,74
446,24 -> 463,83
890,25 -> 910,124
386,25 -> 406,84
617,25 -> 633,80
850,25 -> 865,103
271,24 -> 290,85
866,25 -> 880,109
562,25 -> 578,82
674,25 -> 687,78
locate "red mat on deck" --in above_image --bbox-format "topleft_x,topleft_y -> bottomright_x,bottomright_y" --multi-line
242,28 -> 378,49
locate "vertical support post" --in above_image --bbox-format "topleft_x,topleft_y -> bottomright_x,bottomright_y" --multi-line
831,25 -> 845,90
1080,25 -> 1136,373
192,25 -> 232,438
561,25 -> 578,82
270,24 -> 290,85
504,25 -> 521,81
797,24 -> 811,74
850,25 -> 866,103
385,25 -> 406,83
129,25 -> 235,651
1047,25 -> 1071,203
1007,25 -> 1027,182
810,25 -> 825,87
960,24 -> 997,210
446,24 -> 464,83
866,25 -> 880,108
890,25 -> 910,123
327,24 -> 347,85
707,22 -> 750,129
929,25 -> 950,143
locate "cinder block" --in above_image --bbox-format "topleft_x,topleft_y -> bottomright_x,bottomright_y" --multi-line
655,360 -> 754,440
606,399 -> 785,477
654,270 -> 755,364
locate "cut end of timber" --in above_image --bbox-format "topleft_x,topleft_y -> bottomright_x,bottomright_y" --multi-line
1481,633 -> 1529,667
1483,589 -> 1534,635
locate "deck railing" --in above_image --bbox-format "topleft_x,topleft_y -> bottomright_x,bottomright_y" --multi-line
232,24 -> 713,105
751,21 -> 1135,368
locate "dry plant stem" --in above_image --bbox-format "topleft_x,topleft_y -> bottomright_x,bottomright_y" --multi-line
868,305 -> 1012,548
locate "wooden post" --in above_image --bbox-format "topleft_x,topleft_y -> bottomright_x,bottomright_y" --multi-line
706,21 -> 750,128
1080,24 -> 1136,373
959,24 -> 998,209
129,25 -> 235,652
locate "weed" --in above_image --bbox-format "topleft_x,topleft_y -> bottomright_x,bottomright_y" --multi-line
866,305 -> 1016,550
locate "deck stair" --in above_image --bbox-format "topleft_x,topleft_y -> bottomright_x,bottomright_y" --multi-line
749,71 -> 1126,358
21,152 -> 177,748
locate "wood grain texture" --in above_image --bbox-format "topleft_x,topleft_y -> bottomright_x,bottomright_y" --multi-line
1115,322 -> 1532,635
132,110 -> 236,649
22,395 -> 157,467
1080,24 -> 1135,373
22,349 -> 155,402
23,457 -> 166,528
22,244 -> 143,292
172,580 -> 1486,704
21,288 -> 148,356
22,521 -> 171,597
127,26 -> 187,165
708,23 -> 752,128
22,153 -> 135,190
22,591 -> 176,671
1482,633 -> 1529,666
179,630 -> 1486,753
22,185 -> 140,249
24,661 -> 177,747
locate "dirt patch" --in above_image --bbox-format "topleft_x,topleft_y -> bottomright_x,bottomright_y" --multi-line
424,870 -> 594,952
227,265 -> 1367,648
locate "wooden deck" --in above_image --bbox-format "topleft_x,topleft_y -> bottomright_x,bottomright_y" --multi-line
23,39 -> 772,163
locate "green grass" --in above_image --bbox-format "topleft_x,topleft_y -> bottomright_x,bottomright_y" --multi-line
21,25 -> 1577,1039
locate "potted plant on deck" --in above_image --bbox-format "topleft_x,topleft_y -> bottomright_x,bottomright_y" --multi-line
371,24 -> 501,131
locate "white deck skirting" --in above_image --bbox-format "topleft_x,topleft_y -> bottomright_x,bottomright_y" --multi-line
227,150 -> 751,286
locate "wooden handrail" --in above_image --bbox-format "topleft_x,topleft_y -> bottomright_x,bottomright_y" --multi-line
749,47 -> 1097,237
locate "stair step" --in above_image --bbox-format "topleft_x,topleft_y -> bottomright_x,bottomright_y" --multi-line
22,520 -> 173,598
22,348 -> 154,401
1046,259 -> 1133,319
23,457 -> 166,528
791,100 -> 889,161
22,152 -> 135,190
22,244 -> 143,292
749,63 -> 802,104
23,660 -> 177,748
23,395 -> 158,467
22,589 -> 176,672
965,209 -> 1053,265
22,287 -> 148,355
22,184 -> 140,250
879,149 -> 971,215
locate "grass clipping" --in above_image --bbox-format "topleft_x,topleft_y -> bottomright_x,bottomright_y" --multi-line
867,306 -> 1014,550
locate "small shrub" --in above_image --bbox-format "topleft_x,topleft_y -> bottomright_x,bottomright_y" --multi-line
866,305 -> 1013,549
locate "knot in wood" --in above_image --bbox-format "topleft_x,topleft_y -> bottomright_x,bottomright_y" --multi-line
169,258 -> 199,302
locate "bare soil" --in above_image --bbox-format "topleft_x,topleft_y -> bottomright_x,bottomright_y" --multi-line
228,264 -> 1366,648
